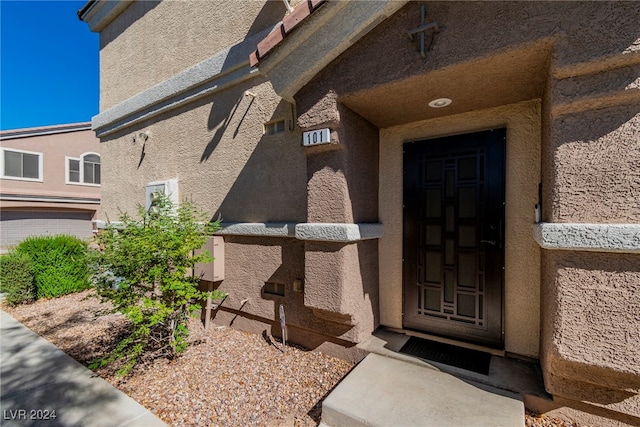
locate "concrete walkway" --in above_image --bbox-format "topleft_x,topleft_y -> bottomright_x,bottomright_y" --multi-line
0,310 -> 166,427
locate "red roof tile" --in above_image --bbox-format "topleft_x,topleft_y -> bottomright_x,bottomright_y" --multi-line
250,0 -> 326,67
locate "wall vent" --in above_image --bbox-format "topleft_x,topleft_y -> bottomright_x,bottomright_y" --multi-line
264,120 -> 285,135
263,281 -> 285,297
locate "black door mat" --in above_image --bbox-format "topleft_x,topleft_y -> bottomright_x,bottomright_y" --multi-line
399,337 -> 491,375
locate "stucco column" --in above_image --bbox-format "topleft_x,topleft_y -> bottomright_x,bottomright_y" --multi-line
295,89 -> 381,342
539,55 -> 640,420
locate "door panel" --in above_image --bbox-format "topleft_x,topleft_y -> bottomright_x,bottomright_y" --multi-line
403,129 -> 505,348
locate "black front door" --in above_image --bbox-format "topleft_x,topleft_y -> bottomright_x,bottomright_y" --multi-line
403,129 -> 505,348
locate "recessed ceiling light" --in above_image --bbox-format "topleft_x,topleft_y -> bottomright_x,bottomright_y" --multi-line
429,98 -> 452,108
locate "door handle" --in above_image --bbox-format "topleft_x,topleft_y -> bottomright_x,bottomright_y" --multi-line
480,240 -> 496,246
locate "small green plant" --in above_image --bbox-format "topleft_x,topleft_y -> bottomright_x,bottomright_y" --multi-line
0,252 -> 35,306
15,235 -> 90,299
89,195 -> 225,376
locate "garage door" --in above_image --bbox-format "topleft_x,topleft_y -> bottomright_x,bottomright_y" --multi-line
0,211 -> 94,251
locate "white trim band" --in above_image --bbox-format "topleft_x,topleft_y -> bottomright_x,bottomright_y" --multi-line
533,223 -> 640,254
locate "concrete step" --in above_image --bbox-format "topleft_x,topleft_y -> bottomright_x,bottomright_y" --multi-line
357,328 -> 548,402
320,353 -> 524,427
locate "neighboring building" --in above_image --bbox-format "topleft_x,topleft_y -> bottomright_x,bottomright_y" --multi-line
79,1 -> 639,425
0,123 -> 101,252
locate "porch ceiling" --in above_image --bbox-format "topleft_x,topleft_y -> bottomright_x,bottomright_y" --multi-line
340,41 -> 552,129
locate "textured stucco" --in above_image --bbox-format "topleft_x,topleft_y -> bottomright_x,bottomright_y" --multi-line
258,0 -> 408,102
534,223 -> 640,253
301,102 -> 380,224
98,79 -> 307,225
295,223 -> 383,242
541,250 -> 640,420
93,27 -> 271,136
216,222 -> 384,243
379,101 -> 542,358
99,0 -> 288,109
549,106 -> 639,223
551,64 -> 640,116
303,240 -> 379,343
217,222 -> 296,238
210,236 -> 372,360
294,97 -> 381,348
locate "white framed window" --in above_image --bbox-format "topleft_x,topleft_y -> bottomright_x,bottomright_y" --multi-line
66,152 -> 100,186
1,148 -> 43,182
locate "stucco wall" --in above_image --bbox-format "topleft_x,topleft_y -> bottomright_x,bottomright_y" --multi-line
1,128 -> 101,200
99,0 -> 287,110
379,101 -> 542,358
0,127 -> 101,218
211,235 -> 370,361
301,102 -> 380,224
98,79 -> 307,224
549,105 -> 639,223
541,250 -> 640,420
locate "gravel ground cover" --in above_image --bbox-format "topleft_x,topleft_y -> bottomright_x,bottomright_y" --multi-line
4,290 -> 583,426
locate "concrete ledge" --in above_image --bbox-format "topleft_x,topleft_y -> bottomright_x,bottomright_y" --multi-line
96,221 -> 384,242
217,222 -> 296,238
533,223 -> 640,253
215,222 -> 384,242
295,223 -> 383,242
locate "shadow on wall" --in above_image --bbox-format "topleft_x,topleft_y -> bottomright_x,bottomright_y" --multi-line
199,0 -> 289,163
292,2 -> 640,99
209,236 -> 356,351
549,103 -> 640,223
206,97 -> 307,223
99,1 -> 161,49
553,103 -> 639,147
201,83 -> 258,163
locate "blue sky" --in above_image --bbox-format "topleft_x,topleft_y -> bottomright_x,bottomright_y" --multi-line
1,1 -> 99,130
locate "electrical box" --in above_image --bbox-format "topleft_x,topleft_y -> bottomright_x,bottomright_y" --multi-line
194,236 -> 224,282
145,179 -> 178,213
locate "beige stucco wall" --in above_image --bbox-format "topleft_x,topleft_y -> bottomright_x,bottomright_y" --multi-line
541,250 -> 640,420
99,0 -> 288,110
379,101 -> 542,358
209,235 -> 370,362
549,106 -> 639,223
98,79 -> 306,223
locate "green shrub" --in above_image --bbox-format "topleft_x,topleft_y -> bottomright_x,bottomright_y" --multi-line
0,252 -> 35,306
89,196 -> 226,376
16,235 -> 90,299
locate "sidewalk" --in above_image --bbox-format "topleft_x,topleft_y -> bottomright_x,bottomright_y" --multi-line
0,310 -> 166,427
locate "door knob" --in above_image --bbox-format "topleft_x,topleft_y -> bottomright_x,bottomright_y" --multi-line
480,240 -> 497,246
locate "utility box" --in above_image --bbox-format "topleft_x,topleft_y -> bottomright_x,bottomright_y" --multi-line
194,236 -> 224,282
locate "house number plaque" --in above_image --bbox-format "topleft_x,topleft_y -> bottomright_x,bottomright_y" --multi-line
302,128 -> 331,146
